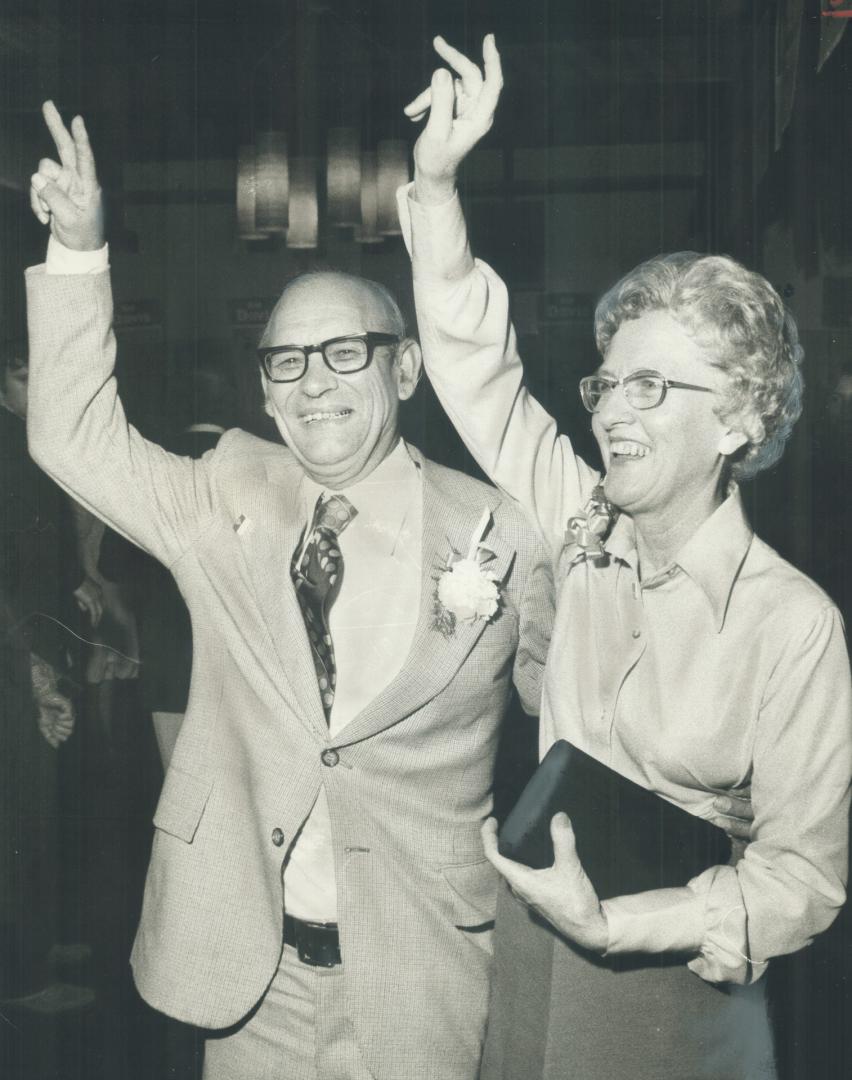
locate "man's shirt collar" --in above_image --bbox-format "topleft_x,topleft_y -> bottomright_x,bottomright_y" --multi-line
300,440 -> 421,555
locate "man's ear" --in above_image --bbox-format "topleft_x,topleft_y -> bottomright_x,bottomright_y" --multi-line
718,428 -> 749,457
259,370 -> 275,417
394,339 -> 423,402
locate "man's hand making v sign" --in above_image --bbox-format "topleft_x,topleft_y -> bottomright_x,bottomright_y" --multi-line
30,101 -> 104,252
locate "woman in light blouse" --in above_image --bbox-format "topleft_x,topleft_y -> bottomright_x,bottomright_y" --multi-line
401,36 -> 852,1080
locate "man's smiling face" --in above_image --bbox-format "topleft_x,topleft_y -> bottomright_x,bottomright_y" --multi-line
259,273 -> 420,489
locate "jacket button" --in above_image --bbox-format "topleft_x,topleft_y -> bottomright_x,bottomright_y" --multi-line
271,828 -> 285,847
321,748 -> 340,767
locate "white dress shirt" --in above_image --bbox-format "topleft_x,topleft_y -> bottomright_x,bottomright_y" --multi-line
282,440 -> 423,920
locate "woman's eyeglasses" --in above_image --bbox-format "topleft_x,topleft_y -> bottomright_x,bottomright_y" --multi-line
579,370 -> 714,413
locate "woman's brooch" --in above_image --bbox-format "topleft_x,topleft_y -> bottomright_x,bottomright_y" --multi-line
562,485 -> 617,566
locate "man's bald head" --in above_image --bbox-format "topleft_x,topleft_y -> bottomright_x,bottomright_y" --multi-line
260,272 -> 406,350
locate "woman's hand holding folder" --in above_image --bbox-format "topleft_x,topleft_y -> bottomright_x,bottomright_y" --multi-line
481,815 -> 610,954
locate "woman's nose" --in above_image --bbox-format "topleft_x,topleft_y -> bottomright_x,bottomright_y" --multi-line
596,382 -> 636,427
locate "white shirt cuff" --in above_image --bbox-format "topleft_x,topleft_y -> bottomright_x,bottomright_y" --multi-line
396,182 -> 475,283
46,235 -> 109,275
602,887 -> 706,956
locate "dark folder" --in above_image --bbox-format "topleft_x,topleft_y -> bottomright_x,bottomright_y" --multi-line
497,739 -> 731,900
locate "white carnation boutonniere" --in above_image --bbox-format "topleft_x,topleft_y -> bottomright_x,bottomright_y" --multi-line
433,508 -> 502,638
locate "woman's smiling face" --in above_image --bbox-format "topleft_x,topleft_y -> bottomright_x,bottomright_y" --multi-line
591,310 -> 740,519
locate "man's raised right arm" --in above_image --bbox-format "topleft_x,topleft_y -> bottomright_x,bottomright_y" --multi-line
399,36 -> 598,550
26,102 -> 214,565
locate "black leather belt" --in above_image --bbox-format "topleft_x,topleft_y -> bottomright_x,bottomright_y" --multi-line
284,913 -> 341,968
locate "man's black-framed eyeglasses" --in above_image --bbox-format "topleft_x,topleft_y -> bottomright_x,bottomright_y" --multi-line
257,333 -> 400,383
579,369 -> 715,413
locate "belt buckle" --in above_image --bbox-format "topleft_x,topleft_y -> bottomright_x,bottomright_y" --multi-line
295,920 -> 341,968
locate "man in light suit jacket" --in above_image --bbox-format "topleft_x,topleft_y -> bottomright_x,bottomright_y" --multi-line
25,104 -> 552,1080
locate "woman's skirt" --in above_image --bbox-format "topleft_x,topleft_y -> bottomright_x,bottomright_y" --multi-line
481,883 -> 776,1080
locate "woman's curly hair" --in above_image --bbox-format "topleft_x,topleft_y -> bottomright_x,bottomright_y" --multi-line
594,252 -> 804,480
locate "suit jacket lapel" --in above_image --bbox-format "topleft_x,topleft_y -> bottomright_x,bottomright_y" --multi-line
235,456 -> 327,737
337,456 -> 515,746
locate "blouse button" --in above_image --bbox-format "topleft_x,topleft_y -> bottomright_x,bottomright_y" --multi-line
632,628 -> 642,639
271,828 -> 285,847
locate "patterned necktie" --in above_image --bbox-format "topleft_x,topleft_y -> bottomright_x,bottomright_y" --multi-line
291,493 -> 358,722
